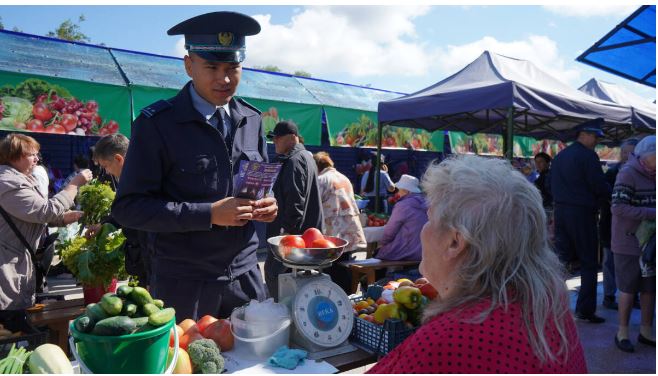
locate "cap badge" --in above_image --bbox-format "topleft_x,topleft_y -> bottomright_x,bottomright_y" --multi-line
218,32 -> 234,46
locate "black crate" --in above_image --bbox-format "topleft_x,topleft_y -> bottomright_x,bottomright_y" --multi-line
0,310 -> 48,358
349,297 -> 415,356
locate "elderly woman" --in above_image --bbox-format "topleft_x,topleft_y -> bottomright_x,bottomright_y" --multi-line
0,134 -> 92,310
368,155 -> 587,373
611,135 -> 655,353
375,174 -> 427,261
313,152 -> 366,293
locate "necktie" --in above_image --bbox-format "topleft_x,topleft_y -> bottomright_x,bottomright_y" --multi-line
214,107 -> 228,138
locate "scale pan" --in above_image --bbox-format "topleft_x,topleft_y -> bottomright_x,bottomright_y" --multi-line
267,235 -> 349,266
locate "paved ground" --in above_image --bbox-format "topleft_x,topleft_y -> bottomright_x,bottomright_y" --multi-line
46,258 -> 655,374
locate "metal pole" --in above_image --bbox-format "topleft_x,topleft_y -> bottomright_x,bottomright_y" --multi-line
504,107 -> 514,161
374,122 -> 383,213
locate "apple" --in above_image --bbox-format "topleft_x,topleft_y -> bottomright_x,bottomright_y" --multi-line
310,238 -> 337,248
302,228 -> 324,248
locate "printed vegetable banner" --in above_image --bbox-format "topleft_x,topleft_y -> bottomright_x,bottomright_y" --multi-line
325,106 -> 444,151
131,85 -> 178,121
448,132 -> 567,158
0,71 -> 130,137
242,97 -> 323,146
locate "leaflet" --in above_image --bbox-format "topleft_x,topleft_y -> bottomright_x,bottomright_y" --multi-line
233,160 -> 282,200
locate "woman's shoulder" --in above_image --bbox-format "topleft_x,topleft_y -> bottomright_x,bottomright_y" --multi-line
0,165 -> 28,189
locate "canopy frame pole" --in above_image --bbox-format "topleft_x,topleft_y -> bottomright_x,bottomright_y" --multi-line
375,121 -> 383,213
503,107 -> 514,160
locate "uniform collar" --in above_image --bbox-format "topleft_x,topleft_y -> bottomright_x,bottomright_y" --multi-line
189,83 -> 231,121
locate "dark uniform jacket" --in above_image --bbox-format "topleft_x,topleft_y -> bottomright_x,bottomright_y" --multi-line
266,143 -> 323,237
550,141 -> 611,209
112,81 -> 267,281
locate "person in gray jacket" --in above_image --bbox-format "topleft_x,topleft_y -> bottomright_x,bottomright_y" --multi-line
0,133 -> 92,310
265,121 -> 324,299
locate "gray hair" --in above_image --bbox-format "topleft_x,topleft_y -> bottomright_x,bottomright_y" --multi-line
420,155 -> 570,364
634,135 -> 656,158
93,134 -> 129,161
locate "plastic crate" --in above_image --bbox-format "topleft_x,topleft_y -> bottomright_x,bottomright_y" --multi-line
349,297 -> 415,356
0,310 -> 48,358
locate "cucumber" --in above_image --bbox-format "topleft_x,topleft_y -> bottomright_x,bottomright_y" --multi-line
121,303 -> 138,317
129,287 -> 153,306
141,303 -> 160,317
86,303 -> 109,322
152,299 -> 164,309
148,307 -> 175,327
132,316 -> 150,330
116,285 -> 134,298
74,315 -> 94,333
91,316 -> 137,336
100,294 -> 123,316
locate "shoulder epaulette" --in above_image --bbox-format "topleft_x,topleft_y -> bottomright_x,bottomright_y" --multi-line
140,100 -> 172,118
236,97 -> 262,115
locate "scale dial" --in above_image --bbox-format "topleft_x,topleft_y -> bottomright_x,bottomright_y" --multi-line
292,280 -> 354,348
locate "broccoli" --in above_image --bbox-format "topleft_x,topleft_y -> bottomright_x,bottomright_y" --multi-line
187,338 -> 225,374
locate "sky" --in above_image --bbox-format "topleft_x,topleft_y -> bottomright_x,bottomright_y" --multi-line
0,3 -> 655,102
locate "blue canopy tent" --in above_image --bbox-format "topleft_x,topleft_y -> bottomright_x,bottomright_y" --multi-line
579,78 -> 656,131
371,51 -> 643,211
576,5 -> 656,88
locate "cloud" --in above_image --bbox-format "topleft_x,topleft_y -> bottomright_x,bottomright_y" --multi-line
246,6 -> 431,77
174,37 -> 186,58
432,35 -> 582,86
542,4 -> 637,18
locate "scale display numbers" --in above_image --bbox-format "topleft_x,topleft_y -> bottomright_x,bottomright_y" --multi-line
293,281 -> 353,347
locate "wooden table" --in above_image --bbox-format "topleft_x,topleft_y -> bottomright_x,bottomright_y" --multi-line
28,298 -> 85,355
340,259 -> 420,294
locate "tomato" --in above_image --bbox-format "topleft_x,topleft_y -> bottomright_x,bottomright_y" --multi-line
178,319 -> 198,333
179,331 -> 204,351
202,319 -> 234,351
105,120 -> 119,133
310,238 -> 337,248
419,283 -> 438,300
169,325 -> 184,347
44,124 -> 66,134
32,103 -> 53,122
196,315 -> 218,334
169,347 -> 193,374
61,114 -> 78,132
280,235 -> 305,248
26,119 -> 44,132
302,228 -> 324,248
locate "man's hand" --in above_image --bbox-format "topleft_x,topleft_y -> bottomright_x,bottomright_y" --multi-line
62,210 -> 84,225
211,197 -> 254,226
251,196 -> 278,223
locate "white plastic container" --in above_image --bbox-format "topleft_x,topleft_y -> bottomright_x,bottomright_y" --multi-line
230,303 -> 291,360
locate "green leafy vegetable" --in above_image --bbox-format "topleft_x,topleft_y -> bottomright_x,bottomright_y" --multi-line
0,96 -> 32,129
59,223 -> 126,287
0,78 -> 71,103
77,179 -> 115,226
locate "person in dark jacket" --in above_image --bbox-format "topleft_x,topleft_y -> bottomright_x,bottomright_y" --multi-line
91,134 -> 150,288
265,121 -> 324,300
551,118 -> 611,324
112,12 -> 277,320
599,139 -> 638,310
533,152 -> 552,208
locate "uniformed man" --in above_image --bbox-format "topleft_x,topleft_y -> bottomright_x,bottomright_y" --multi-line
112,11 -> 277,320
551,118 -> 611,324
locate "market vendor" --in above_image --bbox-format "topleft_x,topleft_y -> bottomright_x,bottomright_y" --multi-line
112,11 -> 277,320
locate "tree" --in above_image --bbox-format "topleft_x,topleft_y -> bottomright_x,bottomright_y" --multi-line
254,65 -> 282,73
0,16 -> 4,30
293,70 -> 312,78
47,14 -> 90,42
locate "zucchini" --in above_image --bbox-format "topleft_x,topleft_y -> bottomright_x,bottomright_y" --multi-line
28,344 -> 73,374
92,316 -> 137,336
